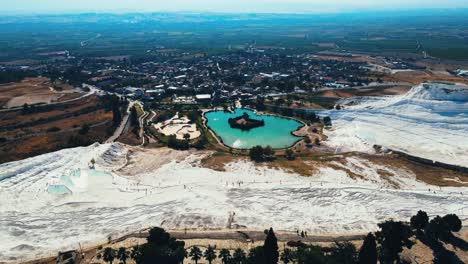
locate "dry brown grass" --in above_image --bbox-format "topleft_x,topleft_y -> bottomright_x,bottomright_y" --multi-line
365,154 -> 468,187
200,151 -> 320,176
266,157 -> 317,176
320,85 -> 411,98
382,70 -> 468,85
200,152 -> 244,172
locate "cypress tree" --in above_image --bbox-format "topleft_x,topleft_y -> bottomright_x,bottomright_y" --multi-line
358,233 -> 377,264
264,228 -> 279,264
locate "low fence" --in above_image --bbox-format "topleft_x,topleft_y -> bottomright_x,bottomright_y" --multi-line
377,145 -> 468,174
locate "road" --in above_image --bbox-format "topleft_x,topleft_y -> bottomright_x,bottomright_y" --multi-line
105,101 -> 136,143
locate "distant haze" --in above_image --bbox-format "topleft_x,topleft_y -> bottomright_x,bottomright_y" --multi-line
2,0 -> 468,14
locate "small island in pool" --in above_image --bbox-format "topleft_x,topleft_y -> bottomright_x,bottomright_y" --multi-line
205,108 -> 303,149
228,112 -> 265,130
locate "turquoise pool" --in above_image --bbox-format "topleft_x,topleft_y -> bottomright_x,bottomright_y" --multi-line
205,108 -> 303,149
47,185 -> 72,195
47,169 -> 112,195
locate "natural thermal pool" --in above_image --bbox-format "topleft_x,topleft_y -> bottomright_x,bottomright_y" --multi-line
47,169 -> 113,194
205,108 -> 303,149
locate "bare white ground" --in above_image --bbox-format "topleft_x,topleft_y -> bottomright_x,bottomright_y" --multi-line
0,143 -> 466,262
322,82 -> 468,167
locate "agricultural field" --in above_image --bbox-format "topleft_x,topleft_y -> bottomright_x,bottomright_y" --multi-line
0,95 -> 114,163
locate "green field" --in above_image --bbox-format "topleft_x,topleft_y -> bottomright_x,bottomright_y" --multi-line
1,10 -> 468,61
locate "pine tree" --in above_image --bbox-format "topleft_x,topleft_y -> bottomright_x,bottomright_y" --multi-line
410,210 -> 429,232
375,221 -> 413,264
442,214 -> 462,232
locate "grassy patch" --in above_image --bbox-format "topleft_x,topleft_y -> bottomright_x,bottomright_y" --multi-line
134,103 -> 144,117
266,157 -> 317,176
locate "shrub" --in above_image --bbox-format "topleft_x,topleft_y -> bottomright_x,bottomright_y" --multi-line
47,127 -> 61,132
78,124 -> 90,135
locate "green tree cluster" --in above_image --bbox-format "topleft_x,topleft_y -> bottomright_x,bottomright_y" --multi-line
249,145 -> 275,162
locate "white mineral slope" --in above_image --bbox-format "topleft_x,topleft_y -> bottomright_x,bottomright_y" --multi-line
0,143 -> 467,262
322,82 -> 468,167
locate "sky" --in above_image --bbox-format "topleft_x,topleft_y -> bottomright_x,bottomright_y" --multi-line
2,0 -> 468,14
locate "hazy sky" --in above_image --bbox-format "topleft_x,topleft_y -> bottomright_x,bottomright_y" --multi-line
3,0 -> 468,14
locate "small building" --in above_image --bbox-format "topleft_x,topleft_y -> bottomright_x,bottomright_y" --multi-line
172,95 -> 196,104
146,89 -> 165,95
195,94 -> 212,102
124,87 -> 144,97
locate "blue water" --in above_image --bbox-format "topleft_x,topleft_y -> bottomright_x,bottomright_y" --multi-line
205,108 -> 303,149
47,185 -> 72,194
47,169 -> 112,195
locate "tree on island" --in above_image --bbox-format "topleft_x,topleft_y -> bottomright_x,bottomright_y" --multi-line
228,112 -> 265,130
